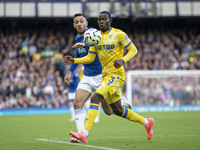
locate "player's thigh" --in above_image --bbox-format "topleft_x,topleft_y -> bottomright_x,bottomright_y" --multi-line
74,89 -> 91,108
107,91 -> 122,105
96,73 -> 124,103
77,75 -> 94,93
96,83 -> 121,105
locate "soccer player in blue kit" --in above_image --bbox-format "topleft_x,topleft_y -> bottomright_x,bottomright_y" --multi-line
64,13 -> 113,143
64,13 -> 130,143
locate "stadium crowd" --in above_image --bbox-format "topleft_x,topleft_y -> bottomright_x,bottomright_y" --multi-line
131,77 -> 200,106
0,19 -> 200,109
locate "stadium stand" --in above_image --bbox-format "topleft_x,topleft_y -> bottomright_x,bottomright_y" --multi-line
0,18 -> 200,109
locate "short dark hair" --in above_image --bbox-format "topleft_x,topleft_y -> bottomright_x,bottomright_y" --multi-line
73,13 -> 86,19
99,11 -> 112,19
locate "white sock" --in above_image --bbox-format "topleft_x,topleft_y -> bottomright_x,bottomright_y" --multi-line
83,128 -> 89,137
74,109 -> 86,132
69,102 -> 74,120
143,118 -> 149,126
94,115 -> 99,123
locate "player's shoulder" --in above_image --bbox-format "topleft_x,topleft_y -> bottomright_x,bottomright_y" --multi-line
75,35 -> 79,40
75,34 -> 83,43
112,28 -> 127,39
112,27 -> 125,34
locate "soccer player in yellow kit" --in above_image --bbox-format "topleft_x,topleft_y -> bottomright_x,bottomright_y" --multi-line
64,11 -> 154,143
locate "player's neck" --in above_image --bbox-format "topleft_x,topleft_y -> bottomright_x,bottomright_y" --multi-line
101,27 -> 111,33
77,30 -> 86,36
77,32 -> 84,36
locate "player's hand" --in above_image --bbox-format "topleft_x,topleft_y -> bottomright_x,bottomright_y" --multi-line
63,55 -> 74,64
64,71 -> 72,85
72,43 -> 85,48
113,59 -> 125,68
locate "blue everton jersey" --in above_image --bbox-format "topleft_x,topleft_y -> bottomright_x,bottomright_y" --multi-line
73,28 -> 102,76
68,72 -> 79,93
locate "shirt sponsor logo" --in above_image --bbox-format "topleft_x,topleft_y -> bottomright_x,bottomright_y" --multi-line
77,48 -> 86,54
97,44 -> 115,50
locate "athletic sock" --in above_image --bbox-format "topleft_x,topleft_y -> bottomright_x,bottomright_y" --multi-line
143,118 -> 149,126
84,103 -> 99,131
121,107 -> 145,125
94,115 -> 100,123
94,106 -> 100,123
83,128 -> 89,137
69,101 -> 74,120
74,109 -> 86,132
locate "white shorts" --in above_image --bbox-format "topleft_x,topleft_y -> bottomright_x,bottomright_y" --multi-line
77,74 -> 102,94
68,92 -> 76,100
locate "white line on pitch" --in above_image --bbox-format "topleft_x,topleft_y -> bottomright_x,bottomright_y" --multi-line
93,134 -> 197,138
44,134 -> 198,141
37,138 -> 120,150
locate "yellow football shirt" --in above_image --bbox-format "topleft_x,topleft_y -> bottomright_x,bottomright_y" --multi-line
89,27 -> 132,78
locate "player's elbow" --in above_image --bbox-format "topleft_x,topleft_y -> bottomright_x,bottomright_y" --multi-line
133,47 -> 138,55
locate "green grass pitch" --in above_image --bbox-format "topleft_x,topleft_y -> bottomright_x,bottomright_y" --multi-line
0,111 -> 200,150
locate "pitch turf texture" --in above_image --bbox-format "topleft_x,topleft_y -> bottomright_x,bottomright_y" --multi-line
0,111 -> 200,150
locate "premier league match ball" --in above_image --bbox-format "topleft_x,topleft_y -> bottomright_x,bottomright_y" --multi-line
84,28 -> 102,46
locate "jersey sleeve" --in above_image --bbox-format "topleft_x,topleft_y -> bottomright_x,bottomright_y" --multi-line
118,30 -> 138,63
88,46 -> 97,54
74,51 -> 96,64
118,31 -> 132,48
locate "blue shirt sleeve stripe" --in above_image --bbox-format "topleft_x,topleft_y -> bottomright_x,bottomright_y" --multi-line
89,51 -> 97,54
124,41 -> 132,48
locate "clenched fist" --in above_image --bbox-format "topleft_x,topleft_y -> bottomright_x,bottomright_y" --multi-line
63,55 -> 74,64
64,71 -> 72,85
113,59 -> 125,68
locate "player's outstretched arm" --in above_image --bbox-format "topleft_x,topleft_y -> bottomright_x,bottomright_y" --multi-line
72,43 -> 85,49
64,52 -> 96,64
74,52 -> 96,64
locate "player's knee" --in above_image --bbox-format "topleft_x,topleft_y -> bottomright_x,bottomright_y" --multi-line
112,108 -> 123,116
73,100 -> 84,109
104,111 -> 113,116
91,93 -> 104,104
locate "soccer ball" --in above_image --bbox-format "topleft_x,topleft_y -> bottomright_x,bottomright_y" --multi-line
84,28 -> 102,46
